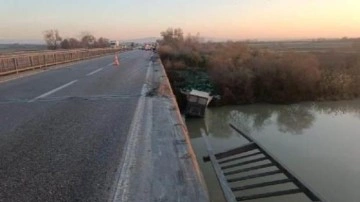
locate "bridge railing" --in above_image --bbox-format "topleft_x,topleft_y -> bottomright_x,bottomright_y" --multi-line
0,48 -> 127,76
202,124 -> 326,202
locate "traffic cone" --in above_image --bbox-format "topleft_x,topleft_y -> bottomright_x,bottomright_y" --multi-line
113,54 -> 120,67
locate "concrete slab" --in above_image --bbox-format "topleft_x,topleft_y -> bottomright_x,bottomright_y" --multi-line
112,55 -> 209,202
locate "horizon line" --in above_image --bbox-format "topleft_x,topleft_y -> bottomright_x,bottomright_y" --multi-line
1,36 -> 359,45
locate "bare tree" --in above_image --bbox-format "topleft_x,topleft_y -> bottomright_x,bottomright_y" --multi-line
80,32 -> 96,48
69,38 -> 81,49
160,28 -> 184,47
96,37 -> 110,48
60,39 -> 70,49
43,29 -> 62,50
60,36 -> 109,49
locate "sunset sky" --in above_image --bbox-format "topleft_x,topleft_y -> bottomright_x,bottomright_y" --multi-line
0,0 -> 359,43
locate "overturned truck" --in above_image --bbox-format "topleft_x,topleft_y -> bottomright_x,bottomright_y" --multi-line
185,90 -> 212,118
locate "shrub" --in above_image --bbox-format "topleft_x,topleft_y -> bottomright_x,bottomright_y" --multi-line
158,28 -> 360,105
209,50 -> 321,103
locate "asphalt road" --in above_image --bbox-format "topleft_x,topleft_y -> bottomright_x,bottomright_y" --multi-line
0,50 -> 152,202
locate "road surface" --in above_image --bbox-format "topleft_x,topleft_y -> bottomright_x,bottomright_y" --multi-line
0,50 -> 152,201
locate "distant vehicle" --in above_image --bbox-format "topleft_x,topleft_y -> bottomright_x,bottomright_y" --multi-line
109,40 -> 119,48
144,44 -> 153,51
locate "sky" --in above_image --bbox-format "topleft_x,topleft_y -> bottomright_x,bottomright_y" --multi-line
0,0 -> 359,43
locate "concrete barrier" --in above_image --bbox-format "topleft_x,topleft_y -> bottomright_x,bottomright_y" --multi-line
112,53 -> 209,201
0,48 -> 127,76
154,55 -> 209,201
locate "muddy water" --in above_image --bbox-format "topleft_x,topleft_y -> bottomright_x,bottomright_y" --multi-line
186,100 -> 360,202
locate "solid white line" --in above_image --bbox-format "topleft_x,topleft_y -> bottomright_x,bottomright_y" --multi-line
113,87 -> 146,202
28,80 -> 78,102
140,61 -> 153,96
112,62 -> 153,202
86,68 -> 103,76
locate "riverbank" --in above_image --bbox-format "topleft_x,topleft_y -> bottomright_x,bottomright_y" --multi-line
166,66 -> 360,110
158,28 -> 360,106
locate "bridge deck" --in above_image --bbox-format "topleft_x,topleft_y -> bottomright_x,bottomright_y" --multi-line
0,51 -> 208,201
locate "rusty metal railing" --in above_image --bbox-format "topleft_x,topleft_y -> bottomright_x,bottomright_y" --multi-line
202,124 -> 326,202
0,48 -> 128,76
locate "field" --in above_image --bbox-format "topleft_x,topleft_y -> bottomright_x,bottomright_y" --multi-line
0,44 -> 47,55
245,39 -> 357,53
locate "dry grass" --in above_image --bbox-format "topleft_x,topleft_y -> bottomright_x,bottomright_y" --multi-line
159,28 -> 360,104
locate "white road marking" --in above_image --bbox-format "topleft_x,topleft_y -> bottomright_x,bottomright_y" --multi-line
86,68 -> 103,76
112,61 -> 153,202
113,86 -> 146,202
28,80 -> 78,102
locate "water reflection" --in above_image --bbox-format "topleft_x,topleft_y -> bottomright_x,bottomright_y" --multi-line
276,104 -> 315,134
187,99 -> 360,202
311,100 -> 360,115
205,100 -> 360,136
186,118 -> 208,138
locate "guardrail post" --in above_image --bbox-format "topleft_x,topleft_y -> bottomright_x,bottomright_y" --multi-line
30,56 -> 34,66
54,54 -> 57,65
43,55 -> 47,67
1,59 -> 5,72
13,58 -> 18,73
29,56 -> 34,70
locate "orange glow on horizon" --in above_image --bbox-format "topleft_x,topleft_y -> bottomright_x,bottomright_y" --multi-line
0,0 -> 359,41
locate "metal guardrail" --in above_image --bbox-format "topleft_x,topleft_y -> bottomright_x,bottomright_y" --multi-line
0,48 -> 127,76
202,123 -> 326,202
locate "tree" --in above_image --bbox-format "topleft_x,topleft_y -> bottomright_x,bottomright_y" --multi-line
80,32 -> 96,48
160,28 -> 184,48
60,38 -> 82,49
60,39 -> 70,49
43,29 -> 62,50
68,38 -> 81,49
96,37 -> 110,48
